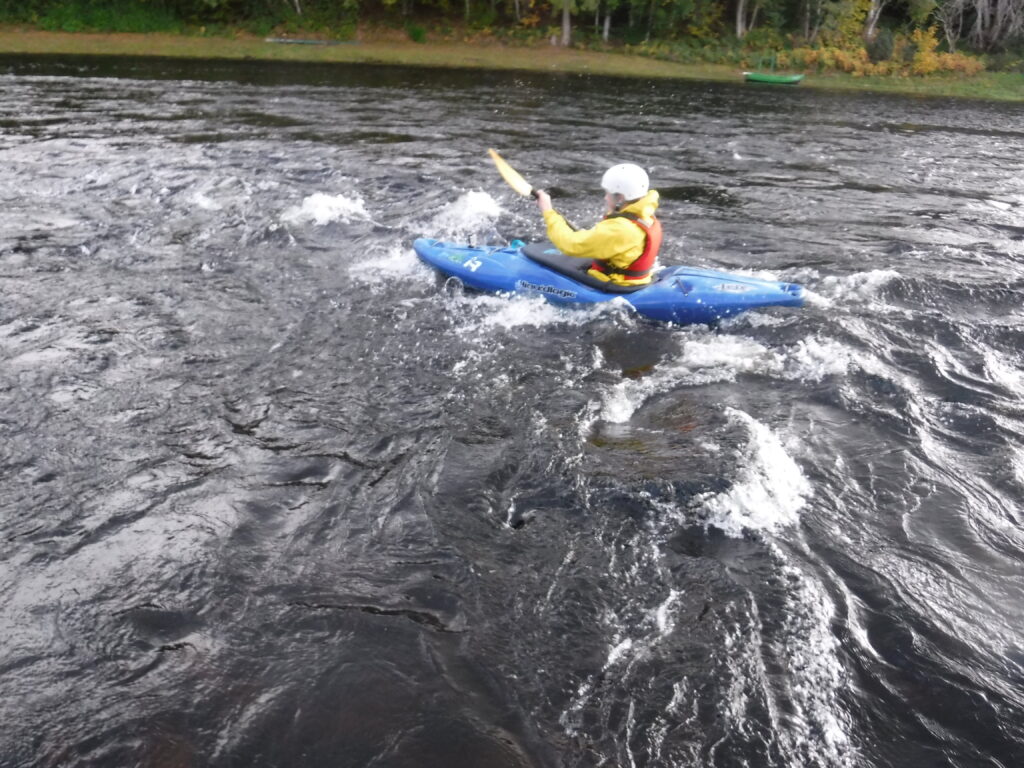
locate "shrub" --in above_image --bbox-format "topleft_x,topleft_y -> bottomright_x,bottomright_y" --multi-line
910,26 -> 940,74
983,50 -> 1024,72
784,28 -> 984,77
37,0 -> 182,33
742,26 -> 786,52
935,51 -> 985,75
866,27 -> 894,63
895,32 -> 918,64
406,22 -> 426,43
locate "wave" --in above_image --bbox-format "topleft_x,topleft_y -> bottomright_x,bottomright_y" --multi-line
698,409 -> 811,537
281,191 -> 371,226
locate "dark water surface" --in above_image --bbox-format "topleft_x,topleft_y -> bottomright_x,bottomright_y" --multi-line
2,55 -> 1023,768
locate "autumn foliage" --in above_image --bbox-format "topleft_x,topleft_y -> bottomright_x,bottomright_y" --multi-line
777,28 -> 985,77
0,0 -> 1013,77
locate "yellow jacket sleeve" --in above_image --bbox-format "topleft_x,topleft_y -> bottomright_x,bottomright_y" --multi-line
542,209 -> 645,266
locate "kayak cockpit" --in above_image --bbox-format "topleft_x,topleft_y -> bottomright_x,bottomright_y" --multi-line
521,242 -> 654,294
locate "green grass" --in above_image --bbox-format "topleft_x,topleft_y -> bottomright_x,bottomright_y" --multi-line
804,71 -> 1024,102
1,27 -> 1021,103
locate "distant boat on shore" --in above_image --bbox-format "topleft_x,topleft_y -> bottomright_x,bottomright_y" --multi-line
743,71 -> 805,85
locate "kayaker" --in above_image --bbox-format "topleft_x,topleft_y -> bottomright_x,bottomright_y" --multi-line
535,164 -> 661,287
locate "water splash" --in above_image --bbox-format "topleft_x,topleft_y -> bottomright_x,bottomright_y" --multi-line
281,191 -> 370,225
769,555 -> 853,766
817,269 -> 900,303
983,348 -> 1024,399
426,190 -> 502,242
597,334 -> 853,424
450,292 -> 631,335
698,409 -> 811,537
780,336 -> 854,381
346,244 -> 432,288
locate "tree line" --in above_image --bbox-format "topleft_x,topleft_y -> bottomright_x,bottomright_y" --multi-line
3,0 -> 1022,66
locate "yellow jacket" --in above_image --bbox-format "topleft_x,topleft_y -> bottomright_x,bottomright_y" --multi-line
542,190 -> 660,286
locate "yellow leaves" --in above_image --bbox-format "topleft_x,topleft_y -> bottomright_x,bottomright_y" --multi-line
909,25 -> 940,74
685,1 -> 725,41
782,30 -> 984,78
517,0 -> 543,29
819,0 -> 873,48
786,46 -> 868,74
933,51 -> 985,76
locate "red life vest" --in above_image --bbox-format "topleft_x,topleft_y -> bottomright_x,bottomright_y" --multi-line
590,212 -> 662,281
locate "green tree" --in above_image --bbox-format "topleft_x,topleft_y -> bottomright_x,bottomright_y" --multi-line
820,0 -> 871,45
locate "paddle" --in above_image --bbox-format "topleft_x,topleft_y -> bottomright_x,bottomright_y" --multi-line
488,148 -> 579,232
488,148 -> 539,199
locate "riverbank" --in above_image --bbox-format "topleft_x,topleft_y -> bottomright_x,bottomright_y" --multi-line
2,28 -> 1021,102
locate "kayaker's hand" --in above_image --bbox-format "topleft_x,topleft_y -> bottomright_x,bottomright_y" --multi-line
535,190 -> 552,213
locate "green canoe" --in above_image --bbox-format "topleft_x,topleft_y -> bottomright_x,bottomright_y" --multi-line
743,71 -> 805,85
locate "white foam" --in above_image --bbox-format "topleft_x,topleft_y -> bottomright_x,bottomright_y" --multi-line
699,409 -> 811,537
606,637 -> 635,667
685,332 -> 837,382
983,348 -> 1024,398
281,192 -> 370,226
9,346 -> 71,367
802,288 -> 834,308
817,269 -> 900,303
345,244 -> 432,287
774,558 -> 852,765
426,190 -> 502,241
780,336 -> 853,381
597,335 -> 775,424
191,190 -> 223,211
185,176 -> 253,213
452,292 -> 630,335
699,544 -> 852,765
666,679 -> 689,713
596,333 -> 854,425
653,589 -> 681,635
683,335 -> 773,374
1013,447 -> 1024,489
600,380 -> 647,424
730,310 -> 795,328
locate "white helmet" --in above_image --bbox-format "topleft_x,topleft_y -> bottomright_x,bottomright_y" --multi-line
601,163 -> 649,201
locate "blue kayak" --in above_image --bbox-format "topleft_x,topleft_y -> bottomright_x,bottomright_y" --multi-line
413,238 -> 804,325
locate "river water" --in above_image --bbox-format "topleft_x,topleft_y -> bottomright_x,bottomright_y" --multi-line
2,55 -> 1023,768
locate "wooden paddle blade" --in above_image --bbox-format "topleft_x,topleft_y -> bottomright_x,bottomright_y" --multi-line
488,148 -> 535,198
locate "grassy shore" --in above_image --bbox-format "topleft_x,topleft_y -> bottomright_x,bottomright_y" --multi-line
2,27 -> 1022,103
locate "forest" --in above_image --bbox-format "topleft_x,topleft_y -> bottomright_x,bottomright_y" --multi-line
2,0 -> 1022,74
